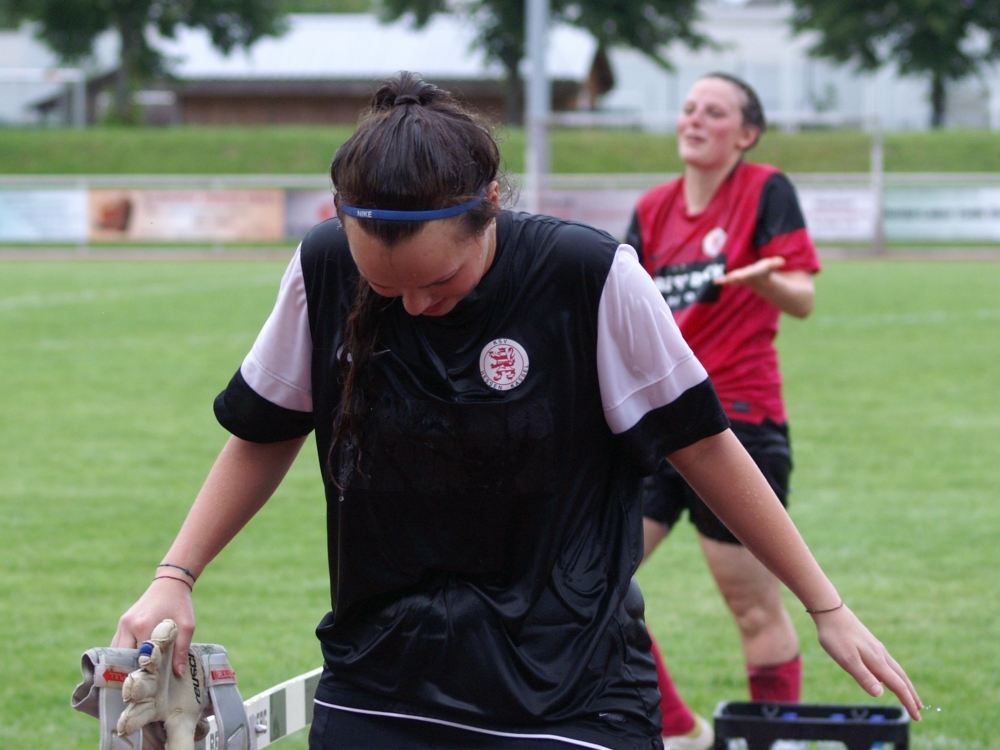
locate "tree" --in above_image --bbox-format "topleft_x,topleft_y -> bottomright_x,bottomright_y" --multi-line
790,0 -> 1000,128
279,0 -> 370,10
0,3 -> 18,27
0,0 -> 287,123
378,0 -> 707,124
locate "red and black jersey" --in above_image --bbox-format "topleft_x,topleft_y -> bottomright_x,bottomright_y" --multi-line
627,161 -> 821,424
214,211 -> 730,749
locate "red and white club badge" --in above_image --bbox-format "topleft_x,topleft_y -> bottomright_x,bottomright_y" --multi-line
480,338 -> 530,391
702,226 -> 727,258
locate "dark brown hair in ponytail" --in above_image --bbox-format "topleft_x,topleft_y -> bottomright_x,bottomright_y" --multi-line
329,72 -> 504,486
332,71 -> 502,245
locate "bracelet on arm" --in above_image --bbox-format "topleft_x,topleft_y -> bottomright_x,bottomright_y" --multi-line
158,563 -> 197,582
805,600 -> 844,615
153,575 -> 194,592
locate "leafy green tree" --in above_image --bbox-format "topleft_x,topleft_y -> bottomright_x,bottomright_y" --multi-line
0,4 -> 17,27
790,0 -> 1000,128
279,0 -> 370,11
378,0 -> 707,123
0,0 -> 287,123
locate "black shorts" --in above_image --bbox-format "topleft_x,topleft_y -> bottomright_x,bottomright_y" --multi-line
309,701 -> 664,750
642,419 -> 792,545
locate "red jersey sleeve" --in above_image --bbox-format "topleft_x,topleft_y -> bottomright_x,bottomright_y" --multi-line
752,172 -> 821,274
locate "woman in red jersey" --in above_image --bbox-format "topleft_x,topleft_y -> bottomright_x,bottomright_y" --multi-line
627,73 -> 820,750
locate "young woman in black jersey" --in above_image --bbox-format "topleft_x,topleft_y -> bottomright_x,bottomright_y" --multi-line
113,72 -> 921,750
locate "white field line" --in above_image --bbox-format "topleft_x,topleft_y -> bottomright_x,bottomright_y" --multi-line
0,275 -> 280,312
23,332 -> 254,350
814,309 -> 1000,327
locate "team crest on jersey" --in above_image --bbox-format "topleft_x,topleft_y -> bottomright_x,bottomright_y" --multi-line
480,339 -> 529,391
702,227 -> 727,258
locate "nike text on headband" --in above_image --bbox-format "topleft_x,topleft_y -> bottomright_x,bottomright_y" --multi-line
339,194 -> 483,222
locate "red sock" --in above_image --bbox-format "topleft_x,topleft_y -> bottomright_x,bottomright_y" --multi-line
647,628 -> 696,736
747,655 -> 802,702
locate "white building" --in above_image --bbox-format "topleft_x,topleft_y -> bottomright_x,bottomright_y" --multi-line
2,0 -> 999,129
0,23 -> 117,125
0,24 -> 66,124
602,0 -> 1000,131
1,14 -> 596,126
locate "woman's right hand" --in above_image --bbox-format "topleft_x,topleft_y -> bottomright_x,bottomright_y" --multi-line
109,435 -> 306,676
112,576 -> 196,677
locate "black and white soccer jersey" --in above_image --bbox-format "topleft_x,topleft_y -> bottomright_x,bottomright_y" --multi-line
215,211 -> 729,749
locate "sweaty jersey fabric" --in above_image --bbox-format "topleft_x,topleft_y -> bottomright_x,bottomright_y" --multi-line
214,211 -> 729,749
626,162 -> 821,424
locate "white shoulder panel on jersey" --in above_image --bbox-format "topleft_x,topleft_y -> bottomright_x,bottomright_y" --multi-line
598,244 -> 708,435
240,246 -> 314,412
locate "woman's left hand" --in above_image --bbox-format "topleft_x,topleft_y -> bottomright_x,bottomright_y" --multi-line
714,256 -> 785,288
812,604 -> 923,721
712,257 -> 815,318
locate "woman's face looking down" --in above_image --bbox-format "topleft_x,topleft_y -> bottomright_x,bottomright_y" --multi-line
344,181 -> 500,317
677,76 -> 759,171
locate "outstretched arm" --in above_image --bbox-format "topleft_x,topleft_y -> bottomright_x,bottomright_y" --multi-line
112,434 -> 307,676
667,429 -> 922,719
715,258 -> 816,319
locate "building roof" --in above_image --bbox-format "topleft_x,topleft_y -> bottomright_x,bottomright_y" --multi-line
152,13 -> 597,83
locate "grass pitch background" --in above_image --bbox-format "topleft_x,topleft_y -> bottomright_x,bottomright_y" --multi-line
0,259 -> 997,749
3,127 -> 1000,174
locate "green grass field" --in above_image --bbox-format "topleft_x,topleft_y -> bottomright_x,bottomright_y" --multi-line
1,259 -> 998,749
2,126 -> 1000,174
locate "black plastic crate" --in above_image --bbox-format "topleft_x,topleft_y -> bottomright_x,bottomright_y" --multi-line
712,701 -> 909,750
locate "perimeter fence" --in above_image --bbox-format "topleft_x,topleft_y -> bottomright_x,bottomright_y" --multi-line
2,172 -> 1000,249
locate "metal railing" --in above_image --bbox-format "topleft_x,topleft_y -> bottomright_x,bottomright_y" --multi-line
2,172 -> 999,190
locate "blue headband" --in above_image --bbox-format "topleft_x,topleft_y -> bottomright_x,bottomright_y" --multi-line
340,195 -> 483,222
